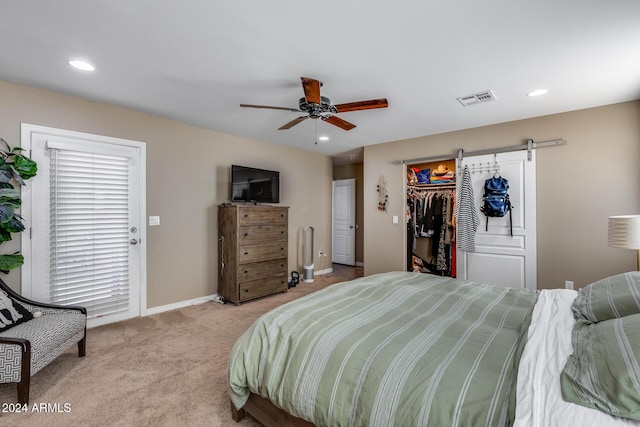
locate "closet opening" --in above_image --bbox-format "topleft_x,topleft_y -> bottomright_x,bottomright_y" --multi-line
406,159 -> 457,278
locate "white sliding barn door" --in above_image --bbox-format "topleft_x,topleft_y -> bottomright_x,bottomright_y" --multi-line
21,124 -> 146,328
456,150 -> 537,289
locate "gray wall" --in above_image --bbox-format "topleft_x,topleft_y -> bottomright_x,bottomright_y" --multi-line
363,101 -> 640,289
0,80 -> 333,308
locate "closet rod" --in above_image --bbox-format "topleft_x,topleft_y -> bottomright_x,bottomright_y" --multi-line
392,138 -> 566,165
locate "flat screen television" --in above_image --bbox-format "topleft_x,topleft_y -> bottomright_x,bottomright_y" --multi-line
231,165 -> 280,203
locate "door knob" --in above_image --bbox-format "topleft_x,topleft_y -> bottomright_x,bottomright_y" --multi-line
349,225 -> 354,229
130,239 -> 138,245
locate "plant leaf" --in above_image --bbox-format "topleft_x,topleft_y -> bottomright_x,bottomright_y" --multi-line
0,227 -> 11,243
0,199 -> 20,210
0,138 -> 10,153
0,253 -> 24,273
0,205 -> 14,223
13,155 -> 37,180
0,170 -> 11,183
0,188 -> 21,209
0,187 -> 20,198
3,216 -> 24,233
7,165 -> 24,186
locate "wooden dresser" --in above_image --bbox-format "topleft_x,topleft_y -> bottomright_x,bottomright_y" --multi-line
218,204 -> 289,305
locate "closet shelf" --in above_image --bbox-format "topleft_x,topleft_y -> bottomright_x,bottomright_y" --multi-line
408,183 -> 456,189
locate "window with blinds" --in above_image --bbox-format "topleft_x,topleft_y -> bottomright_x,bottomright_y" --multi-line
49,148 -> 131,319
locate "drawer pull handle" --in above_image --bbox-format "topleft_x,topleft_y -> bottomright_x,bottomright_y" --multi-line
244,214 -> 249,218
245,289 -> 249,292
244,233 -> 249,237
244,252 -> 249,255
244,270 -> 248,274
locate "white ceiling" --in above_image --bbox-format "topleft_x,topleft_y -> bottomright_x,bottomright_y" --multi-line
1,1 -> 639,163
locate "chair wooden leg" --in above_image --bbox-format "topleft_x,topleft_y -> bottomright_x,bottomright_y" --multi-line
77,335 -> 86,357
16,341 -> 32,405
16,376 -> 30,405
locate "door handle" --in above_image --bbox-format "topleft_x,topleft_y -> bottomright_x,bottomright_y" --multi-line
349,225 -> 354,229
130,239 -> 138,245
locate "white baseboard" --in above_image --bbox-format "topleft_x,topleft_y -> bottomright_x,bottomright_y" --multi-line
142,265 -> 347,316
356,261 -> 364,267
143,293 -> 222,316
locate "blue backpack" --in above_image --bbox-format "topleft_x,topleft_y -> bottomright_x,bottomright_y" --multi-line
480,174 -> 513,236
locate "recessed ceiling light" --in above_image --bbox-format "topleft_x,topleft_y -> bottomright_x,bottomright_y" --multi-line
527,89 -> 548,97
69,60 -> 95,71
318,136 -> 330,141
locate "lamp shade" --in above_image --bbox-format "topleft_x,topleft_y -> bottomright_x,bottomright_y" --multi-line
608,215 -> 640,249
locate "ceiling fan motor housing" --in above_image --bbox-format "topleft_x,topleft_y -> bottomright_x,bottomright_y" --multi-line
298,96 -> 337,117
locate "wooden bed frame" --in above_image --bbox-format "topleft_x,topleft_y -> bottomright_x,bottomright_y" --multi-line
231,393 -> 314,427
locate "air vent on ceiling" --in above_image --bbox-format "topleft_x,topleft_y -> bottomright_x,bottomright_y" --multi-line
457,90 -> 497,106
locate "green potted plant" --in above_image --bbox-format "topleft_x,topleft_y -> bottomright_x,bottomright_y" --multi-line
0,138 -> 37,273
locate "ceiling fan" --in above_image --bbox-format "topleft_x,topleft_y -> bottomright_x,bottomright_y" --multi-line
240,77 -> 388,131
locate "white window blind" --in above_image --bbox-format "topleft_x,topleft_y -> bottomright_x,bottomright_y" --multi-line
49,147 -> 131,319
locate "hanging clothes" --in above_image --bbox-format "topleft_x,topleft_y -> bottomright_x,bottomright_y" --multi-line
436,197 -> 449,271
455,165 -> 479,252
407,186 -> 456,276
407,193 -> 421,272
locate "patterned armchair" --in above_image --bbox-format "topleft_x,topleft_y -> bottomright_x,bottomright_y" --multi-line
0,278 -> 86,404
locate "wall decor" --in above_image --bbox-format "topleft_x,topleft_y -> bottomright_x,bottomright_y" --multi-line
377,175 -> 388,212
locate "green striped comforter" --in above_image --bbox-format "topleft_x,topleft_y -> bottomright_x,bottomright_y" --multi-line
228,272 -> 538,427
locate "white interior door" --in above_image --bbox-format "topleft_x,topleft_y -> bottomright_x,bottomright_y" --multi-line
21,124 -> 146,328
456,150 -> 537,289
332,179 -> 356,266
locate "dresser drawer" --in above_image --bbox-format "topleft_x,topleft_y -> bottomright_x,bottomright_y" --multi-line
238,259 -> 287,282
238,207 -> 288,225
238,224 -> 287,244
239,242 -> 287,263
240,276 -> 288,301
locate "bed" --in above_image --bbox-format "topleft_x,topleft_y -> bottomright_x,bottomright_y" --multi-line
228,271 -> 640,427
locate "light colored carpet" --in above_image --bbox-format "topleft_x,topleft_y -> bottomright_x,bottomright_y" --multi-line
0,265 -> 363,426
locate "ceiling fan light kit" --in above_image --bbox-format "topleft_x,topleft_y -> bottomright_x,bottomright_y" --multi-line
241,77 -> 388,131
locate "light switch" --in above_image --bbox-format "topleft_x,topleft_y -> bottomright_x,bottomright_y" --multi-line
149,216 -> 160,226
392,215 -> 399,224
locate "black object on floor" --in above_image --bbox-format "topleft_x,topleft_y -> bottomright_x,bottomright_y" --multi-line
289,271 -> 300,288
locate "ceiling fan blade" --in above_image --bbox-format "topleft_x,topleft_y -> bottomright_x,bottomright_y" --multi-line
240,104 -> 300,112
278,116 -> 309,130
322,115 -> 356,131
334,98 -> 389,113
300,77 -> 321,104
